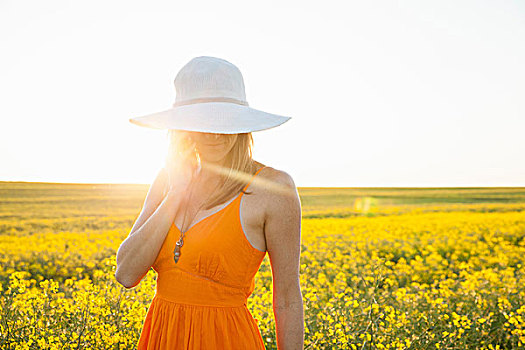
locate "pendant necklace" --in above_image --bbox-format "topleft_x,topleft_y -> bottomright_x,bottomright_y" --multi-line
173,166 -> 218,263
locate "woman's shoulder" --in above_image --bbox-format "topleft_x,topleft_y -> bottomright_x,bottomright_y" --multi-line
252,160 -> 295,183
251,162 -> 301,222
251,162 -> 298,201
259,166 -> 295,187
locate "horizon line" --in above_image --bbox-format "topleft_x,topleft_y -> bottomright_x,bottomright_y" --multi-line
0,180 -> 523,189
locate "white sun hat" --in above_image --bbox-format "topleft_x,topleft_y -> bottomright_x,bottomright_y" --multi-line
129,56 -> 291,134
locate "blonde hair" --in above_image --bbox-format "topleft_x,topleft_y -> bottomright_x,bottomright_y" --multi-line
166,129 -> 258,210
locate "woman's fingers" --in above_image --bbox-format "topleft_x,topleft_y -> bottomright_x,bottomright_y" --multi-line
165,133 -> 197,194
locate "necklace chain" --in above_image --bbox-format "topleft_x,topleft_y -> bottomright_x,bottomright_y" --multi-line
172,164 -> 260,263
173,167 -> 219,263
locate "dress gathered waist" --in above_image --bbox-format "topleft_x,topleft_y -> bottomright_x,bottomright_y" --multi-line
155,266 -> 253,308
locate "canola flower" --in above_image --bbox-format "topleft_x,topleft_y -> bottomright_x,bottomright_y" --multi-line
1,188 -> 524,349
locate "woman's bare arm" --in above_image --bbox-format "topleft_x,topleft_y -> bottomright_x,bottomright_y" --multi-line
264,169 -> 304,350
128,167 -> 170,237
115,168 -> 183,288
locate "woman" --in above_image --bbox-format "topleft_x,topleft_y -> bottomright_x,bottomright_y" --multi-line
115,56 -> 304,349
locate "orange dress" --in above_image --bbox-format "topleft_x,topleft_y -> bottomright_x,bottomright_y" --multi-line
137,166 -> 268,349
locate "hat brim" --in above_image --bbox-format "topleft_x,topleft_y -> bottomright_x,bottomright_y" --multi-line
129,102 -> 291,134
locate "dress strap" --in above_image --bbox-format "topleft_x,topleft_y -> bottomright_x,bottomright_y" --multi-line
242,166 -> 268,192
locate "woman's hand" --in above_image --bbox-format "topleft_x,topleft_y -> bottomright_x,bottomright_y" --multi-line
164,131 -> 198,196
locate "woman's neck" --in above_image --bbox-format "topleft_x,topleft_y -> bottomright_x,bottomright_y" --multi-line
198,158 -> 231,179
195,161 -> 226,186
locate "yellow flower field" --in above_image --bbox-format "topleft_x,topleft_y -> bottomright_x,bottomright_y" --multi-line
1,183 -> 524,349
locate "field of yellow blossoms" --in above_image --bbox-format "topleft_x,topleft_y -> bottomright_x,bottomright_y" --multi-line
1,183 -> 524,349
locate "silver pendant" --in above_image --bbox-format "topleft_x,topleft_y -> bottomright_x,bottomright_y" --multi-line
173,237 -> 184,263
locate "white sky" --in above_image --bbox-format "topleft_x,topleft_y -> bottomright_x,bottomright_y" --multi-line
1,0 -> 524,187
